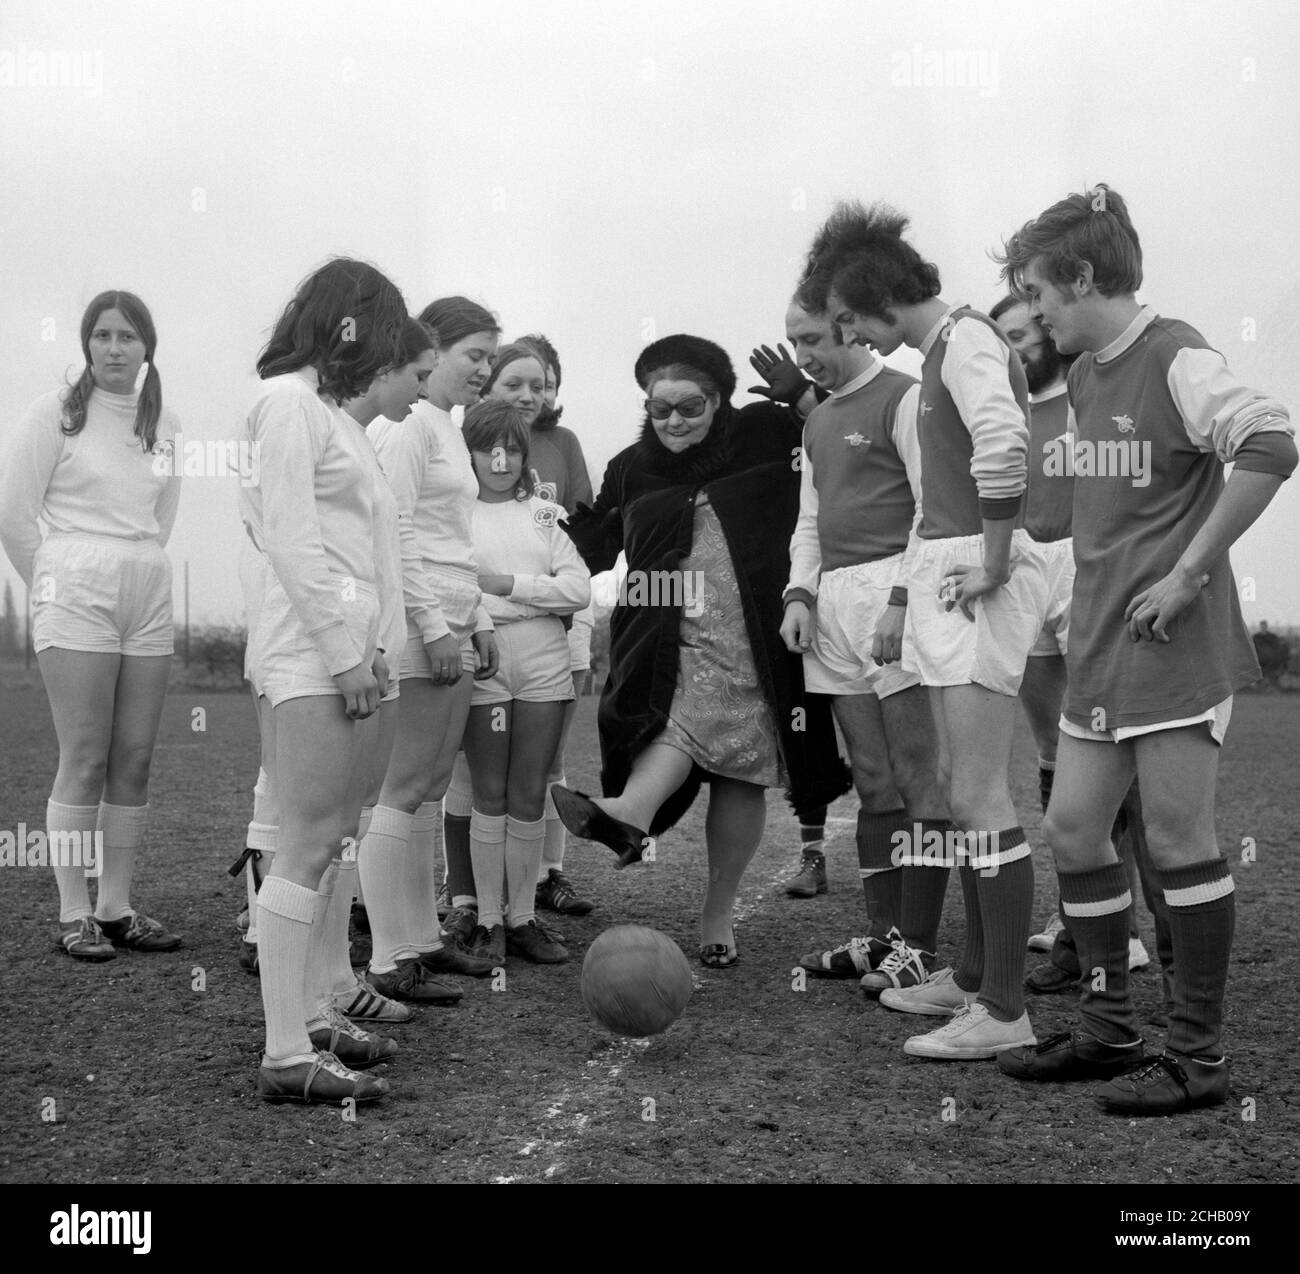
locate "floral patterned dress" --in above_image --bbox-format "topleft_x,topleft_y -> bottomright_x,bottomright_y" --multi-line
657,495 -> 785,787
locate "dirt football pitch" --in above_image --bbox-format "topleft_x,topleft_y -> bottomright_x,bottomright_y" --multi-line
2,678 -> 1297,1185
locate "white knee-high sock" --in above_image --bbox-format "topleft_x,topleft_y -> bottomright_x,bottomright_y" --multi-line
506,815 -> 547,928
257,876 -> 317,1065
247,766 -> 280,849
94,802 -> 149,924
245,770 -> 280,944
354,807 -> 374,909
305,860 -> 340,1027
541,780 -> 565,873
47,799 -> 98,923
470,810 -> 508,929
357,805 -> 414,974
325,855 -> 359,998
410,801 -> 443,953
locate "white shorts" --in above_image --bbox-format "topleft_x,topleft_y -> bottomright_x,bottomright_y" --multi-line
472,615 -> 574,707
252,575 -> 380,707
567,603 -> 594,673
398,566 -> 482,682
802,554 -> 920,699
398,629 -> 478,681
1059,696 -> 1233,746
1028,537 -> 1073,658
32,534 -> 173,657
902,529 -> 1050,697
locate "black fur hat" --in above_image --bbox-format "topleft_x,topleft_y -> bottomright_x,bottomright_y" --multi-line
634,334 -> 736,402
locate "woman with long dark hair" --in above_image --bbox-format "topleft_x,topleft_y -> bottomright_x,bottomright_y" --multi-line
240,258 -> 407,1104
0,291 -> 182,961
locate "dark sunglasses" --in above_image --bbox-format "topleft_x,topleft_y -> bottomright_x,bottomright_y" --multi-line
645,395 -> 710,420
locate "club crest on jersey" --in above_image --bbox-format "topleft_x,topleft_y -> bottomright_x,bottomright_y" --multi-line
920,400 -> 933,415
1112,414 -> 1136,433
533,505 -> 559,528
844,431 -> 869,448
530,470 -> 557,502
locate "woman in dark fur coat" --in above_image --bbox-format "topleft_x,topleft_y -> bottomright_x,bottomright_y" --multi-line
553,335 -> 849,966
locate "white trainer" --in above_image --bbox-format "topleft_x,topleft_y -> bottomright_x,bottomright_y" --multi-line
1028,913 -> 1065,953
879,966 -> 966,1016
1128,937 -> 1151,971
903,1003 -> 1037,1059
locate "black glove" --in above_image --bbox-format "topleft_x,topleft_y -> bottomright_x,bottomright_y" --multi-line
748,343 -> 811,407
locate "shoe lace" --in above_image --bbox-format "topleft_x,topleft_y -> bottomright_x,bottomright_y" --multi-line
1128,1053 -> 1188,1086
314,1052 -> 362,1081
876,941 -> 922,976
319,1006 -> 371,1043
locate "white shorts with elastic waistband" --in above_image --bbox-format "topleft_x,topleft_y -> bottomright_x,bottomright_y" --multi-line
251,574 -> 380,707
801,553 -> 919,699
1028,536 -> 1073,658
33,533 -> 173,657
902,528 -> 1050,697
472,615 -> 574,707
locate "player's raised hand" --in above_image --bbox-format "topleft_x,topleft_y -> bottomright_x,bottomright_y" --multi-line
748,343 -> 809,406
1124,568 -> 1210,642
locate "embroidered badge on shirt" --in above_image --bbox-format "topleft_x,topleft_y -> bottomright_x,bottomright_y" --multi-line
920,401 -> 933,415
1112,414 -> 1136,434
844,432 -> 869,447
533,506 -> 558,528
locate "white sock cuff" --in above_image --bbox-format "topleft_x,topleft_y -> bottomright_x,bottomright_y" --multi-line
258,875 -> 316,923
367,804 -> 413,840
1038,757 -> 1057,772
357,806 -> 375,841
471,809 -> 508,841
444,784 -> 473,818
98,802 -> 150,841
46,800 -> 100,831
413,801 -> 440,833
506,815 -> 546,841
246,821 -> 280,852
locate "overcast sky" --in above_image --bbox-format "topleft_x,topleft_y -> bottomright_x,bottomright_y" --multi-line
3,0 -> 1297,627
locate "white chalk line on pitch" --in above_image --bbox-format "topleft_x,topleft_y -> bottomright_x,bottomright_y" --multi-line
497,1036 -> 651,1182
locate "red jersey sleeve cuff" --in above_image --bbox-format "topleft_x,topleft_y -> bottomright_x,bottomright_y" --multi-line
979,495 -> 1023,520
1231,431 -> 1299,478
783,588 -> 815,609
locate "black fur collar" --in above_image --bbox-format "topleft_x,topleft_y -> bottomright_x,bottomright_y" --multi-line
633,403 -> 734,484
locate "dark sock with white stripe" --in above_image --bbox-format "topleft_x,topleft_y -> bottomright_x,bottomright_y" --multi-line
857,809 -> 905,940
1160,858 -> 1235,1061
1059,861 -> 1139,1045
973,828 -> 1034,1022
900,818 -> 950,953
